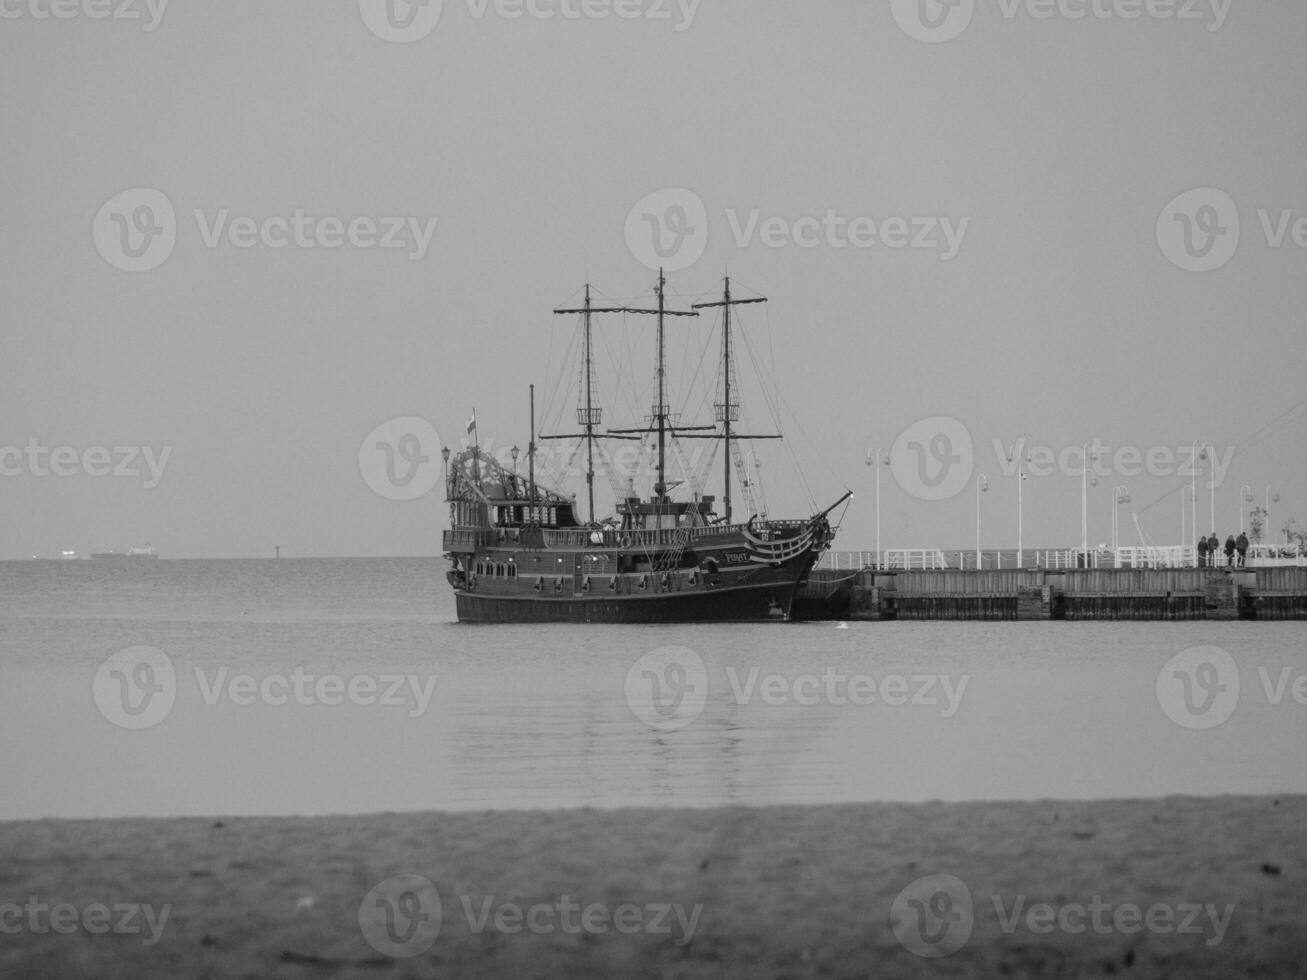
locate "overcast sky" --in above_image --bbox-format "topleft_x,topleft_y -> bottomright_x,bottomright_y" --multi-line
2,0 -> 1304,559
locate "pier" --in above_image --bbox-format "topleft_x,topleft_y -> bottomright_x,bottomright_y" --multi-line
796,565 -> 1307,621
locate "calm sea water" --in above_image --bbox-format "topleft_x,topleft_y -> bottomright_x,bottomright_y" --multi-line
1,558 -> 1303,820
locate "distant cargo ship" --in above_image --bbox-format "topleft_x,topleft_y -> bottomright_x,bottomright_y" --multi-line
91,545 -> 158,559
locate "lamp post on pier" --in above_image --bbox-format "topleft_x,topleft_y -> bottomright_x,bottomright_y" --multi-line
1112,486 -> 1131,552
975,474 -> 989,570
865,448 -> 889,569
1204,444 -> 1215,539
1190,440 -> 1209,539
1007,435 -> 1031,569
1182,486 -> 1199,564
1079,442 -> 1098,562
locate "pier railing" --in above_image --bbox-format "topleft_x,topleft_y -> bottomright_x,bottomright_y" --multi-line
815,549 -> 949,571
816,545 -> 1306,572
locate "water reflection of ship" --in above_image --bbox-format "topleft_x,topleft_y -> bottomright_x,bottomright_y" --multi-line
90,545 -> 159,559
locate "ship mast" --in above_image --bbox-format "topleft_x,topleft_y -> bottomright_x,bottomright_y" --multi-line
692,277 -> 767,524
722,277 -> 733,521
528,383 -> 536,503
548,284 -> 604,523
654,270 -> 668,500
554,275 -> 700,515
582,285 -> 598,522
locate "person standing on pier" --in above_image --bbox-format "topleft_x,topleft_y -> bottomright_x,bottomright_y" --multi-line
1237,531 -> 1249,567
1197,535 -> 1209,568
1224,534 -> 1237,567
1207,533 -> 1220,567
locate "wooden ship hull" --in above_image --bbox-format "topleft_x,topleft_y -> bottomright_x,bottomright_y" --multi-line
445,518 -> 833,623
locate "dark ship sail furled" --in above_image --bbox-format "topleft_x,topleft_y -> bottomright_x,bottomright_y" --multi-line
441,272 -> 850,623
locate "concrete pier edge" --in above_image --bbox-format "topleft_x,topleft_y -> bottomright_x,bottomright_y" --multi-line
795,566 -> 1307,621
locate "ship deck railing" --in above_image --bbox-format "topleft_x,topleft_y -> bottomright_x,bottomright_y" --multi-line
444,519 -> 817,553
541,524 -> 746,550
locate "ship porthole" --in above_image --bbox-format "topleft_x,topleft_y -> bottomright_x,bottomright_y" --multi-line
533,578 -> 542,592
621,534 -> 632,549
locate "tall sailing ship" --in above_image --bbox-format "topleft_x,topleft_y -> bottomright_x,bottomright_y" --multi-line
442,272 -> 850,623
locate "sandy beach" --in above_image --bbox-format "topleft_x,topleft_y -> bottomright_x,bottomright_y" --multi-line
0,795 -> 1302,978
